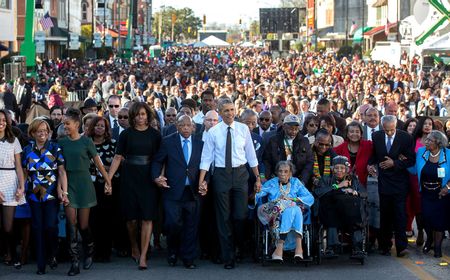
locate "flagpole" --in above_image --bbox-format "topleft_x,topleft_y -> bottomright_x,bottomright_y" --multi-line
67,0 -> 71,58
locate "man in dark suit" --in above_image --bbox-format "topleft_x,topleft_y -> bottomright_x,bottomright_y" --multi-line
263,114 -> 314,184
368,115 -> 415,257
385,101 -> 405,130
252,110 -> 275,137
152,115 -> 203,269
316,98 -> 346,134
169,71 -> 182,88
166,86 -> 182,110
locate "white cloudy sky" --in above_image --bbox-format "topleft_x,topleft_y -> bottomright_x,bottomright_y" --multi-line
152,0 -> 278,26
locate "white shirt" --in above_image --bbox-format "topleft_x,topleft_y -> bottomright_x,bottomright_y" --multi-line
366,125 -> 380,142
200,121 -> 258,170
109,115 -> 124,135
258,126 -> 270,137
192,111 -> 205,124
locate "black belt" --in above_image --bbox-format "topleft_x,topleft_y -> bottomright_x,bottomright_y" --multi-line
124,155 -> 151,165
216,164 -> 246,170
0,167 -> 15,170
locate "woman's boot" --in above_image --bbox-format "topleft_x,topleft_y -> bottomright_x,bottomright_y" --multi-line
80,228 -> 94,270
67,224 -> 80,276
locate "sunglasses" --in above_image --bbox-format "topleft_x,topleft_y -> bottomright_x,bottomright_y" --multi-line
166,114 -> 176,117
118,115 -> 129,120
259,118 -> 271,122
317,143 -> 331,147
109,105 -> 120,108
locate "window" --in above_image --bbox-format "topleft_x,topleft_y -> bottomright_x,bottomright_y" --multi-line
82,1 -> 88,21
59,0 -> 66,21
0,0 -> 10,9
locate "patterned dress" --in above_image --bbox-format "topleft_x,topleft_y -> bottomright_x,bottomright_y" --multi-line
0,138 -> 25,206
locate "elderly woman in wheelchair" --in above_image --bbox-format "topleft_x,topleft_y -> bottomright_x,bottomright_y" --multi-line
314,156 -> 367,259
253,161 -> 314,262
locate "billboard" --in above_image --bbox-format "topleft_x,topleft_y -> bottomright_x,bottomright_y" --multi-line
316,0 -> 334,29
259,8 -> 300,34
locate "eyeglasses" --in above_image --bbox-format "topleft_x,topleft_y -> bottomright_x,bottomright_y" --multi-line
259,118 -> 271,122
118,115 -> 129,120
109,105 -> 120,108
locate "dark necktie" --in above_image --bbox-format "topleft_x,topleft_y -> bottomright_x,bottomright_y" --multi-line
225,126 -> 232,173
112,119 -> 119,140
183,139 -> 190,185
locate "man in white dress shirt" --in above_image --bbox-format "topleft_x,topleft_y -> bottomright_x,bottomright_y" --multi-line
198,98 -> 261,269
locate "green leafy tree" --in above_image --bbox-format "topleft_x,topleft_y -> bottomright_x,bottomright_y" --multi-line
152,6 -> 202,41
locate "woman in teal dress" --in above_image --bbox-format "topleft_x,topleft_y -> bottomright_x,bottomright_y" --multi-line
254,161 -> 314,262
58,108 -> 111,276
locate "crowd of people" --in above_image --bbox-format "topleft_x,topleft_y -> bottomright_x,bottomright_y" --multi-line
0,46 -> 449,275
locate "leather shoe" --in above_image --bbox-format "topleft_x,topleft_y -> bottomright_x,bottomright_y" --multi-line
397,249 -> 409,258
183,261 -> 197,269
49,257 -> 58,270
224,260 -> 235,269
167,255 -> 177,266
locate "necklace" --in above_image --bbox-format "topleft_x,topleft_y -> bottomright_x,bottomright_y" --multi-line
279,180 -> 291,197
430,150 -> 441,157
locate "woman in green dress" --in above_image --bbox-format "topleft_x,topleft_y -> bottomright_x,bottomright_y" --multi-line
58,108 -> 111,276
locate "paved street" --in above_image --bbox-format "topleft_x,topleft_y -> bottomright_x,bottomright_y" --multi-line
1,239 -> 448,280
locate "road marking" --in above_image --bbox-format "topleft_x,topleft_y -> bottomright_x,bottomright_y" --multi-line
393,248 -> 437,280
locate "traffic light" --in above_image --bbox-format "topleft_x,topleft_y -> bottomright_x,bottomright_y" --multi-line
35,0 -> 43,9
239,19 -> 242,25
203,15 -> 206,25
188,27 -> 192,33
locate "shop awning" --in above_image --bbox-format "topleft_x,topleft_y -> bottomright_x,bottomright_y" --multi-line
353,26 -> 374,43
363,22 -> 397,37
372,0 -> 388,8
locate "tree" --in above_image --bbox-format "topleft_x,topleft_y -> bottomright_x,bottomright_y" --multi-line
249,20 -> 261,40
152,6 -> 202,42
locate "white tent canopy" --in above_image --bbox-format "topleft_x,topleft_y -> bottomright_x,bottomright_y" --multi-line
192,41 -> 208,48
201,35 -> 230,47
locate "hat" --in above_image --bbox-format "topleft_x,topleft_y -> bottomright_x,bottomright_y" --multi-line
332,156 -> 350,167
80,99 -> 101,113
283,114 -> 301,126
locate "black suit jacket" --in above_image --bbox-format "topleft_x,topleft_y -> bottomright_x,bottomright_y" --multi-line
369,130 -> 415,195
151,133 -> 203,201
263,131 -> 314,183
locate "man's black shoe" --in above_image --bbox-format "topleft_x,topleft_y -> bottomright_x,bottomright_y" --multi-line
167,255 -> 177,266
183,260 -> 197,269
224,260 -> 235,269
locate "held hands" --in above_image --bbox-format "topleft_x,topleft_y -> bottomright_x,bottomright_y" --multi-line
57,188 -> 70,206
379,156 -> 394,169
439,187 -> 448,198
154,175 -> 169,188
198,180 -> 208,196
15,187 -> 24,202
367,165 -> 377,177
104,183 -> 112,196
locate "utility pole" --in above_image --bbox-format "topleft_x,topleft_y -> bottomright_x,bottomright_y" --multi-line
67,0 -> 71,58
20,0 -> 36,76
345,0 -> 349,46
124,0 -> 134,58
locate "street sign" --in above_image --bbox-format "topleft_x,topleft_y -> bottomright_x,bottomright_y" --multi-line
35,31 -> 45,54
94,8 -> 112,19
93,32 -> 102,48
135,35 -> 141,46
69,33 -> 80,50
105,34 -> 112,47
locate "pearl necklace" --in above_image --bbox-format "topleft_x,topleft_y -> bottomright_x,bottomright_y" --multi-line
430,150 -> 441,157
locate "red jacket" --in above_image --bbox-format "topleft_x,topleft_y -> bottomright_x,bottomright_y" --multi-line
333,140 -> 373,187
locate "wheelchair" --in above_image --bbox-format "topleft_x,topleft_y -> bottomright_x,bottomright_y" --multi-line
314,195 -> 370,265
254,203 -> 319,266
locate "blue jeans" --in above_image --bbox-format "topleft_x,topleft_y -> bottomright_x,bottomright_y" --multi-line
29,199 -> 59,271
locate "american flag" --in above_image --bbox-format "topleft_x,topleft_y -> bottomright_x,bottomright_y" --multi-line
39,12 -> 54,30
